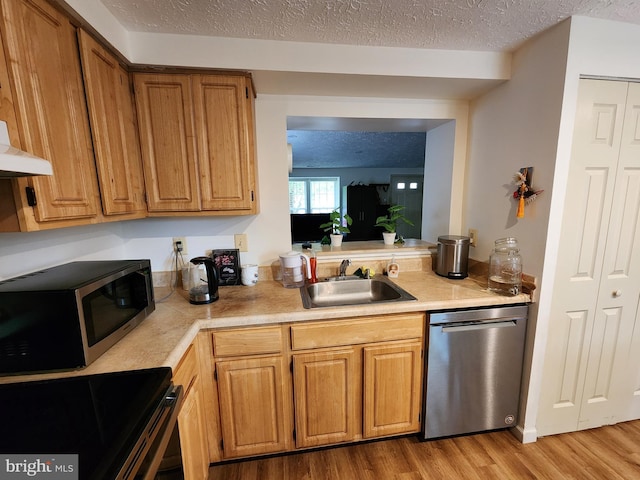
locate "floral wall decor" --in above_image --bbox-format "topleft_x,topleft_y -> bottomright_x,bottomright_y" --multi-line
513,167 -> 543,218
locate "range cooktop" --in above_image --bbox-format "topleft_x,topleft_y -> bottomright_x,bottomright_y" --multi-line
0,368 -> 172,479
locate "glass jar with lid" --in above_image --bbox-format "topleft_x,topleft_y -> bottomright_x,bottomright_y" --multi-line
488,237 -> 522,296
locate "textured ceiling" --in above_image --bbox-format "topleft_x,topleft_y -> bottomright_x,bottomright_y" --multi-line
96,0 -> 640,168
288,131 -> 427,169
100,0 -> 640,52
286,117 -> 445,169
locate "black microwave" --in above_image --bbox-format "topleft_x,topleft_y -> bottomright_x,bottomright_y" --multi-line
0,260 -> 155,375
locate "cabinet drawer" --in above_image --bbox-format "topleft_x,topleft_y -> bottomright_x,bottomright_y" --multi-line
212,326 -> 283,357
173,343 -> 198,393
290,313 -> 425,350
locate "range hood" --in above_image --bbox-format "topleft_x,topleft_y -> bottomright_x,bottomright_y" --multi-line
0,121 -> 53,177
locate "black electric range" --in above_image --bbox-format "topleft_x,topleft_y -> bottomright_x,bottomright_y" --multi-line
0,367 -> 175,479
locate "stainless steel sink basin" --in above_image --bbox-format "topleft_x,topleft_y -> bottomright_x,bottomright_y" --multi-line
300,276 -> 416,309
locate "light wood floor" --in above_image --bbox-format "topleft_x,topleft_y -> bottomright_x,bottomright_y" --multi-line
208,420 -> 640,479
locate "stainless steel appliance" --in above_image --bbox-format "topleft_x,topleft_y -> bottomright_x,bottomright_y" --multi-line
423,304 -> 528,439
0,368 -> 185,479
0,260 -> 155,375
435,235 -> 470,279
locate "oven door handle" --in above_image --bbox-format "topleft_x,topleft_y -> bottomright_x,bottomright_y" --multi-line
140,385 -> 184,480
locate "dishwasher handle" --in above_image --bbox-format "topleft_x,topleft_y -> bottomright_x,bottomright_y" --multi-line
440,320 -> 518,333
429,305 -> 528,325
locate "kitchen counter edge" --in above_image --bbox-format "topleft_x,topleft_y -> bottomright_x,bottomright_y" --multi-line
0,270 -> 529,384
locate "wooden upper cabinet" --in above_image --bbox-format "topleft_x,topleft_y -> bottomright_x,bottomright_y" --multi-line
0,0 -> 99,225
133,72 -> 258,215
77,29 -> 146,217
193,75 -> 255,211
133,73 -> 200,212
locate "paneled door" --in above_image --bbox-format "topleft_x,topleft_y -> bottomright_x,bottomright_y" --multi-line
216,356 -> 289,458
292,349 -> 358,448
193,75 -> 255,211
363,342 -> 422,438
1,0 -> 99,222
134,73 -> 200,212
537,80 -> 640,436
390,174 -> 423,239
611,82 -> 640,423
78,29 -> 146,217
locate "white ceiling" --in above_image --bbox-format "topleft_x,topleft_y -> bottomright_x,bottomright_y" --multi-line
94,0 -> 640,168
99,0 -> 640,53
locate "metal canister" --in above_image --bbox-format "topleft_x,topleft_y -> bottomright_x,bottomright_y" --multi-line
435,235 -> 470,279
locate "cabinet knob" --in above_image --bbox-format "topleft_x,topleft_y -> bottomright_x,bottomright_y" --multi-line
612,289 -> 622,297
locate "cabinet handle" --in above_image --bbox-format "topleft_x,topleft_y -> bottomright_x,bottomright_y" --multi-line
612,290 -> 622,297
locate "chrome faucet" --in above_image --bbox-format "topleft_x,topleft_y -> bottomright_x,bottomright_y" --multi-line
339,259 -> 351,278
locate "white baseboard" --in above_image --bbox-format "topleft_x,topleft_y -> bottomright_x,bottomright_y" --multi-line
510,424 -> 538,444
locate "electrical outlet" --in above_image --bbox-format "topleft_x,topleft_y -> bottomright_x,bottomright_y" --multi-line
468,229 -> 478,247
172,237 -> 188,255
234,233 -> 248,252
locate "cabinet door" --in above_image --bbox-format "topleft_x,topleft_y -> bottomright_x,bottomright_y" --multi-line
77,30 -> 146,217
363,342 -> 422,438
347,185 -> 380,241
133,73 -> 200,212
292,349 -> 358,448
0,0 -> 98,222
216,356 -> 289,458
192,75 -> 256,212
178,380 -> 210,480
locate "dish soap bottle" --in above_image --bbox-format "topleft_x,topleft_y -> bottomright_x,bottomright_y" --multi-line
488,237 -> 522,296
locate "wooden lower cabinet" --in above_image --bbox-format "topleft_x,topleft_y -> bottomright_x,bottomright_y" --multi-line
178,379 -> 210,480
292,349 -> 359,448
290,313 -> 425,449
201,313 -> 425,462
216,356 -> 290,458
172,343 -> 210,480
363,342 -> 422,438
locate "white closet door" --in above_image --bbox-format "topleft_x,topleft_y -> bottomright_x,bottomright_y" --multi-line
537,80 -> 628,436
610,82 -> 640,423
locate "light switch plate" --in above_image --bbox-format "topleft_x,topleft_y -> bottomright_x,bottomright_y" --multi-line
235,234 -> 248,252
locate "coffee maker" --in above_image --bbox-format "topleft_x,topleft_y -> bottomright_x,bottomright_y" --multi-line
189,256 -> 219,304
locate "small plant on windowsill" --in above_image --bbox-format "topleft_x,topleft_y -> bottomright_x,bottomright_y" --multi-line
319,209 -> 352,247
375,204 -> 414,245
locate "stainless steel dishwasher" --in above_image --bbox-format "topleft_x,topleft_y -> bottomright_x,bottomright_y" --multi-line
422,304 -> 528,439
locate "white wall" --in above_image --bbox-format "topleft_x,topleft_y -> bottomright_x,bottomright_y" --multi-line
0,223 -> 126,280
422,121 -> 456,243
259,94 -> 470,242
465,20 -> 571,442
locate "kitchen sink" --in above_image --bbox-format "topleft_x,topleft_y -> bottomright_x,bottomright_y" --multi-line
299,276 -> 416,309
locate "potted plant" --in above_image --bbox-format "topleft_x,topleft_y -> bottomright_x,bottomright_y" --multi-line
319,209 -> 352,247
375,204 -> 414,245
